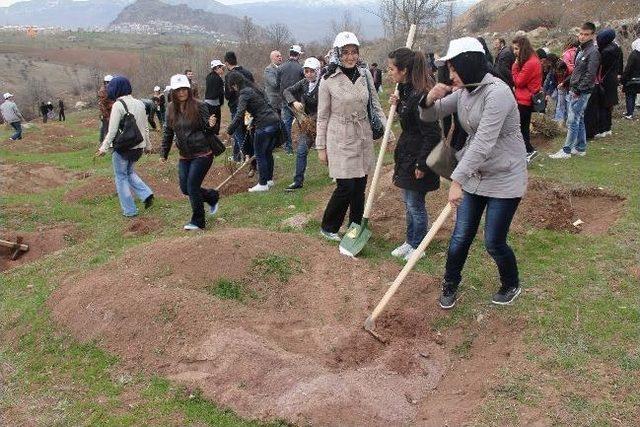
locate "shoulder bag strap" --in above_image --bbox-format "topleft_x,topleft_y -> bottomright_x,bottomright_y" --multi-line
118,98 -> 130,114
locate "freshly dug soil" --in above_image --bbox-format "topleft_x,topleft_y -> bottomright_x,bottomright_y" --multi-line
0,122 -> 84,154
0,162 -> 76,196
123,217 -> 164,237
0,225 -> 79,271
49,228 -> 523,426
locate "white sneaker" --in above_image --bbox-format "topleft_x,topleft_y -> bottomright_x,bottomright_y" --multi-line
549,149 -> 571,159
320,229 -> 341,242
209,202 -> 219,216
184,223 -> 202,231
391,242 -> 412,258
594,130 -> 612,138
526,150 -> 539,164
623,114 -> 633,120
248,183 -> 269,192
267,180 -> 275,188
403,247 -> 425,262
572,150 -> 586,157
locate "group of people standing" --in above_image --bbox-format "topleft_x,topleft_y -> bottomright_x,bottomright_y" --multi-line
39,100 -> 65,123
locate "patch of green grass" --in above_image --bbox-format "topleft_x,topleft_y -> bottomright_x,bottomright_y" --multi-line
452,334 -> 475,359
251,254 -> 302,283
204,277 -> 247,301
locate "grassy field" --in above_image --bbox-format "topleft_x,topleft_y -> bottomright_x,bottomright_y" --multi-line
0,108 -> 639,425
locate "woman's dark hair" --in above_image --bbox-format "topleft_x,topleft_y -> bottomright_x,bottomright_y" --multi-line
168,87 -> 200,130
388,47 -> 434,94
227,70 -> 266,97
476,37 -> 494,64
512,36 -> 536,67
448,51 -> 489,85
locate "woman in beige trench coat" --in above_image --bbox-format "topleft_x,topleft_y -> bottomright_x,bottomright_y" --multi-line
315,31 -> 385,241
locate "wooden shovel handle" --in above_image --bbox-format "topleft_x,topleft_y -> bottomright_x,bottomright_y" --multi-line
0,239 -> 29,251
369,202 -> 453,322
215,156 -> 255,191
362,24 -> 417,220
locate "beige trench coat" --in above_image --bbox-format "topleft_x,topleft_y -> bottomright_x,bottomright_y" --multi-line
315,67 -> 385,179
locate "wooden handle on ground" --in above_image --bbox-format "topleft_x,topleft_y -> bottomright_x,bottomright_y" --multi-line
0,239 -> 29,251
368,203 -> 453,322
361,24 -> 417,220
215,156 -> 255,191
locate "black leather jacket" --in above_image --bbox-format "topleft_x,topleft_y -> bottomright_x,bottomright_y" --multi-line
161,101 -> 214,159
227,87 -> 280,135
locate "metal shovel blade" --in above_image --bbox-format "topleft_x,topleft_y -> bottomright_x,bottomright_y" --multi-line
339,219 -> 371,257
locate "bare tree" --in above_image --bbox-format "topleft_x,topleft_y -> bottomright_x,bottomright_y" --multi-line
330,10 -> 363,35
265,23 -> 292,50
374,0 -> 446,41
236,16 -> 260,46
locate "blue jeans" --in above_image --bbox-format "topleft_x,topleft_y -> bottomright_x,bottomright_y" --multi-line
178,154 -> 218,229
445,192 -> 521,289
293,133 -> 310,185
403,189 -> 428,249
229,105 -> 245,161
9,122 -> 22,140
254,124 -> 278,185
563,93 -> 591,154
554,88 -> 568,122
281,105 -> 294,154
111,151 -> 153,217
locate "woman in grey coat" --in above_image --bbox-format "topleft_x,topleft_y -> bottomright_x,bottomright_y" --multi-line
419,37 -> 528,309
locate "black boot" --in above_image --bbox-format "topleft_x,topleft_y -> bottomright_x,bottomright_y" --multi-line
438,280 -> 458,309
144,194 -> 154,209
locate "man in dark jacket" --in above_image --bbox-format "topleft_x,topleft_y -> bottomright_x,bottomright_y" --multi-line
58,99 -> 65,121
550,22 -> 601,159
277,44 -> 304,154
224,51 -> 255,161
593,28 -> 623,138
621,37 -> 640,119
205,59 -> 225,135
264,50 -> 283,112
40,102 -> 48,123
370,63 -> 383,92
492,38 -> 515,87
98,74 -> 114,143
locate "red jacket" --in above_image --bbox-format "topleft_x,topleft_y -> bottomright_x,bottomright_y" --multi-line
512,55 -> 542,106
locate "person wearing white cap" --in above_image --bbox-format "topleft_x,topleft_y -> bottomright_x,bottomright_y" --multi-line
277,44 -> 305,154
204,59 -> 225,135
1,93 -> 26,141
316,31 -> 385,242
264,50 -> 283,111
151,85 -> 165,126
98,74 -> 115,143
161,74 -> 220,231
418,36 -> 527,309
283,56 -> 322,191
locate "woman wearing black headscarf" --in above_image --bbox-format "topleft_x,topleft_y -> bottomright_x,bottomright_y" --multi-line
594,28 -> 623,138
419,37 -> 527,309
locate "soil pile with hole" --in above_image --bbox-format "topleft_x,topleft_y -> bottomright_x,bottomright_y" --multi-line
123,217 -> 164,236
518,179 -> 625,235
0,225 -> 79,271
0,162 -> 76,196
49,228 -> 522,425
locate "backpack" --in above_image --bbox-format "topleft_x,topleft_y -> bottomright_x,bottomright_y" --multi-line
112,99 -> 143,153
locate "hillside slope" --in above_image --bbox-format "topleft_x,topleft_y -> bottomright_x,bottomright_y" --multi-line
458,0 -> 639,32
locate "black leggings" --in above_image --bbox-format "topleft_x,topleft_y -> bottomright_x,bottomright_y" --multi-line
518,104 -> 534,153
321,176 -> 367,233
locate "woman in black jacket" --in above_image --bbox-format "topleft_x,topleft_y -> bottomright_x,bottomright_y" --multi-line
388,47 -> 441,261
161,74 -> 219,231
226,71 -> 281,192
594,29 -> 624,138
621,38 -> 640,119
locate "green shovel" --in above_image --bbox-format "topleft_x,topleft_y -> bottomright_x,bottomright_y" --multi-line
339,24 -> 417,258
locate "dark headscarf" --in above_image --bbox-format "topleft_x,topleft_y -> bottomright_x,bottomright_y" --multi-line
448,51 -> 489,86
597,28 -> 616,51
477,37 -> 494,64
107,76 -> 132,101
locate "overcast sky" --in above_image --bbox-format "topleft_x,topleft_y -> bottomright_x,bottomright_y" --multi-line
0,0 -> 282,5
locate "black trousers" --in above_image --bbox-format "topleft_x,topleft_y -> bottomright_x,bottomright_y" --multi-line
518,104 -> 534,153
597,105 -> 613,133
59,110 -> 65,121
321,176 -> 367,233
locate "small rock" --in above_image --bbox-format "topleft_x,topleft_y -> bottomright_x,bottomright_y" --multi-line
476,313 -> 485,323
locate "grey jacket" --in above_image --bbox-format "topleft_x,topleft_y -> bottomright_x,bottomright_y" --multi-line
0,100 -> 25,123
277,58 -> 304,99
264,63 -> 282,110
570,39 -> 601,95
419,73 -> 527,199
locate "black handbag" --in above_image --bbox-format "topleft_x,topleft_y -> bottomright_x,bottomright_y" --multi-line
531,91 -> 547,113
112,99 -> 144,153
363,68 -> 385,140
207,133 -> 226,157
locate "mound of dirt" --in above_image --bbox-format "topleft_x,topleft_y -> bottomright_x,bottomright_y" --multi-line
0,225 -> 79,271
518,179 -> 625,235
49,228 -> 523,426
0,122 -> 83,154
123,217 -> 164,236
0,162 -> 76,196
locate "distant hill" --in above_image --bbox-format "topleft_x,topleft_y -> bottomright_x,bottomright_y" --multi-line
458,0 -> 639,33
109,0 -> 246,40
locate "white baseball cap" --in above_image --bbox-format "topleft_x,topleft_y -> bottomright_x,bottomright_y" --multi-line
3,92 -> 13,100
103,74 -> 113,82
170,74 -> 191,90
290,44 -> 304,55
435,37 -> 485,66
333,32 -> 360,48
210,59 -> 223,68
164,85 -> 171,92
303,57 -> 321,70
153,85 -> 161,92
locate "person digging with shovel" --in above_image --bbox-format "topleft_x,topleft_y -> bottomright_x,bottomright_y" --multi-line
419,37 -> 528,309
316,31 -> 385,242
387,47 -> 441,262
